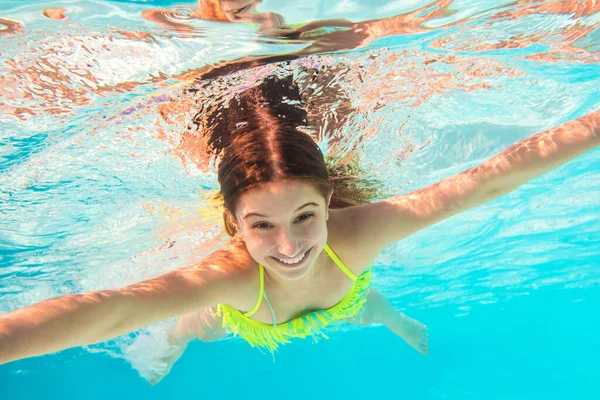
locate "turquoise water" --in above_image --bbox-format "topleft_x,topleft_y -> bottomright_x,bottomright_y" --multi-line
1,0 -> 599,398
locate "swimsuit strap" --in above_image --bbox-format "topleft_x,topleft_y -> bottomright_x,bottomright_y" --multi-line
323,243 -> 358,282
262,291 -> 278,328
243,263 -> 264,318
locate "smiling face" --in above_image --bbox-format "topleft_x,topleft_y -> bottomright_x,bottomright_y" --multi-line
228,180 -> 332,281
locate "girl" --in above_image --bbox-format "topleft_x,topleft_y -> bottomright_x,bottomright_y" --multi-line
0,70 -> 598,388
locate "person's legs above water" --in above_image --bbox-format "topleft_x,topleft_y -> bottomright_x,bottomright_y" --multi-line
352,289 -> 429,355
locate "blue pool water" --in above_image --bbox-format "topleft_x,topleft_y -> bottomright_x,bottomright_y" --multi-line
1,0 -> 599,399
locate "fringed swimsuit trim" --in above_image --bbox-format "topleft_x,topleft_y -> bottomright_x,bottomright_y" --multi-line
215,244 -> 372,354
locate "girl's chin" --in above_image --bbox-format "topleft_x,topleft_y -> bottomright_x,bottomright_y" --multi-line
273,265 -> 312,281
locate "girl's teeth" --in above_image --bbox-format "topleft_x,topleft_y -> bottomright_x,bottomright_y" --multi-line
278,251 -> 305,264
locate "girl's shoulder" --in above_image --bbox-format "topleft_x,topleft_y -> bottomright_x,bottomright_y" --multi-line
204,236 -> 263,311
327,207 -> 383,276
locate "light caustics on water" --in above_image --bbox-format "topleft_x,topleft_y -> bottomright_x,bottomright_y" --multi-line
0,0 -> 599,380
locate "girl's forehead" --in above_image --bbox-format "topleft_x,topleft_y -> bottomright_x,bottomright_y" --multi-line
236,181 -> 323,214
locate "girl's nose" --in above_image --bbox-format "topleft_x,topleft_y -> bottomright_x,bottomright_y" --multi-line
276,228 -> 301,257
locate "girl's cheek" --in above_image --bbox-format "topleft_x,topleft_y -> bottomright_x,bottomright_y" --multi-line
248,232 -> 273,249
300,222 -> 323,239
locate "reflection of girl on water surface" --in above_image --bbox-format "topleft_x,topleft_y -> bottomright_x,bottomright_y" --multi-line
1,0 -> 599,386
1,0 -> 455,118
3,0 -> 596,118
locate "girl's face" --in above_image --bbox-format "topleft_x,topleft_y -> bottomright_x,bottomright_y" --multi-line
230,180 -> 331,281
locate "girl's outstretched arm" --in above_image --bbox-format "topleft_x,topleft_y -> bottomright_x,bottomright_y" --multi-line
347,109 -> 600,252
0,246 -> 246,365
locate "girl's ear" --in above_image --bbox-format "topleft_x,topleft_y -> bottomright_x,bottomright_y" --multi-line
223,208 -> 239,235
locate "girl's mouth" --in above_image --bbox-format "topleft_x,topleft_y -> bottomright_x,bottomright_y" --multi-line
271,247 -> 312,268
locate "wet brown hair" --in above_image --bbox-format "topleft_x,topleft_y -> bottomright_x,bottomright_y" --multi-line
194,73 -> 379,236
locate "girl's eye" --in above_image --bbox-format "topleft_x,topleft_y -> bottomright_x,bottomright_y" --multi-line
252,213 -> 314,230
253,222 -> 271,230
297,213 -> 314,222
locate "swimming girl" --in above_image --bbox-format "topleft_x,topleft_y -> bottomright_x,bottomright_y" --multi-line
0,48 -> 598,385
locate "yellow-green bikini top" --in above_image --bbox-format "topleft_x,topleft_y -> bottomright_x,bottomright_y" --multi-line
215,243 -> 372,354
